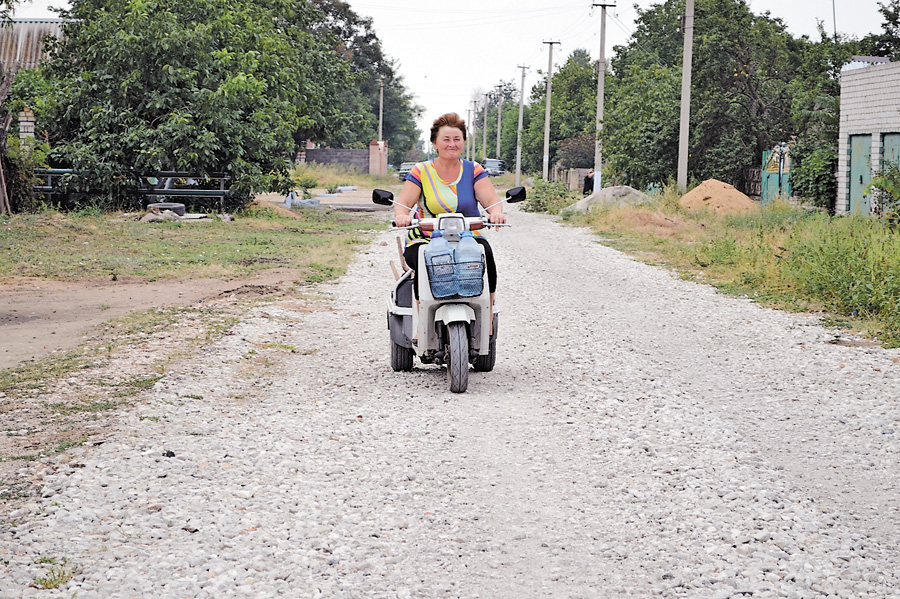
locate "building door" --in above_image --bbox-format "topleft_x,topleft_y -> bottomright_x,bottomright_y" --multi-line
849,135 -> 872,215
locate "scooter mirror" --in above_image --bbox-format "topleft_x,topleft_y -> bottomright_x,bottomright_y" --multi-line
505,186 -> 526,203
372,189 -> 394,206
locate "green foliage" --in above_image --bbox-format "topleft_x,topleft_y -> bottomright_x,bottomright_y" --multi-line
868,162 -> 900,215
785,215 -> 900,342
309,1 -> 423,165
521,179 -> 576,214
294,174 -> 319,191
557,134 -> 595,169
602,63 -> 680,188
4,136 -> 50,213
520,49 -> 598,174
10,0 -> 355,208
791,143 -> 838,212
859,0 -> 900,60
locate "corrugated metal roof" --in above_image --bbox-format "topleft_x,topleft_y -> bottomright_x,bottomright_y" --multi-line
0,19 -> 63,73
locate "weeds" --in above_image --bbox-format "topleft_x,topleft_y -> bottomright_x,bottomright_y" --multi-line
521,179 -> 576,214
32,558 -> 78,590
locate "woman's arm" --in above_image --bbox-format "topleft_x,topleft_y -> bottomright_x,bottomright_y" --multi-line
394,180 -> 421,227
474,177 -> 507,225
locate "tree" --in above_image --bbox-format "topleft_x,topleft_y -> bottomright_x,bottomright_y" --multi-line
519,49 -> 598,176
603,0 -> 805,188
860,0 -> 900,59
13,0 -> 353,206
308,0 -> 422,166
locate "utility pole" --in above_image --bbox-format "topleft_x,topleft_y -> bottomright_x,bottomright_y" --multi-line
471,99 -> 478,160
542,40 -> 559,180
515,65 -> 528,186
832,0 -> 837,42
378,77 -> 384,141
466,109 -> 472,160
495,84 -> 503,159
677,0 -> 695,189
593,2 -> 614,193
483,93 -> 489,162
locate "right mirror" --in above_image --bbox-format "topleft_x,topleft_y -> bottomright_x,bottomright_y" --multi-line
505,186 -> 526,203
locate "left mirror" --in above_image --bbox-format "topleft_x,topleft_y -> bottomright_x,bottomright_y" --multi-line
372,189 -> 394,206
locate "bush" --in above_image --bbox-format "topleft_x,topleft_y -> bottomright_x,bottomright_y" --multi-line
791,143 -> 837,212
522,179 -> 576,214
869,162 -> 900,217
5,136 -> 50,213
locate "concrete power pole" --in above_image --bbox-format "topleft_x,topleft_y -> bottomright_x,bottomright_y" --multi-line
542,40 -> 559,180
677,0 -> 695,189
593,3 -> 614,193
495,84 -> 503,159
466,109 -> 472,160
515,65 -> 528,186
378,77 -> 384,142
471,99 -> 478,160
482,93 -> 489,162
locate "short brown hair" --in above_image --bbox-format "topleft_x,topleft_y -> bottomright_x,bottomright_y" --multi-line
430,113 -> 467,143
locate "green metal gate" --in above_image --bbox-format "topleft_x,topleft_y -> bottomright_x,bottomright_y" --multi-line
761,145 -> 791,204
849,134 -> 872,215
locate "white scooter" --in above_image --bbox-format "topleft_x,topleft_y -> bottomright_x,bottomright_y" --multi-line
373,186 -> 526,393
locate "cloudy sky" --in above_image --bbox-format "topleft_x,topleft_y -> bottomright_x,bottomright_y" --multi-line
13,0 -> 887,142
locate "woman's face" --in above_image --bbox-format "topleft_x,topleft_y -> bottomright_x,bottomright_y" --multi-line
433,126 -> 465,160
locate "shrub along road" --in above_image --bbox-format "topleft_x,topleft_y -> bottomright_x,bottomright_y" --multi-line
1,207 -> 898,597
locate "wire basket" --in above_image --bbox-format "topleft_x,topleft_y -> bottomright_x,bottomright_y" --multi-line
425,258 -> 484,299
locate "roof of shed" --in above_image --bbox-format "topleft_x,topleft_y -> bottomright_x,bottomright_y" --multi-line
0,19 -> 63,73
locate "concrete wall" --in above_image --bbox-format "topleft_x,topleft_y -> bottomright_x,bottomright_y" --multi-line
305,148 -> 369,173
837,61 -> 900,214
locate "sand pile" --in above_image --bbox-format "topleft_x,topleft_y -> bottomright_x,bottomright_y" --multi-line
566,185 -> 653,213
679,179 -> 759,214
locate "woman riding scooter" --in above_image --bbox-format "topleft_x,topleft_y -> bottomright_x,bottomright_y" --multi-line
393,112 -> 507,304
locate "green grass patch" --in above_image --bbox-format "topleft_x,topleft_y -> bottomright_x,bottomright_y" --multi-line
0,203 -> 384,281
46,400 -> 122,415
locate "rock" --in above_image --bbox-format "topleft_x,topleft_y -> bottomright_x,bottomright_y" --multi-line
140,210 -> 181,223
565,185 -> 653,213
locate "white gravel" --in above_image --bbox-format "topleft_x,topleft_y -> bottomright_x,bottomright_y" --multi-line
2,207 -> 899,598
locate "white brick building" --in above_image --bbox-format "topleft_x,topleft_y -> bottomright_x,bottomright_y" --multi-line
837,58 -> 900,214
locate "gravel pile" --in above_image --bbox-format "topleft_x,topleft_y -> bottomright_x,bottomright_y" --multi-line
1,208 -> 899,598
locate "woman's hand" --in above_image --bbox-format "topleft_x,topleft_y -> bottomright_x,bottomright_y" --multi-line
487,211 -> 507,225
395,211 -> 413,227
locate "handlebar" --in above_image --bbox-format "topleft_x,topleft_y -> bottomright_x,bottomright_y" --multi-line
390,216 -> 509,231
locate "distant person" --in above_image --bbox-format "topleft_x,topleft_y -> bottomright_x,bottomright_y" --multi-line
583,169 -> 594,196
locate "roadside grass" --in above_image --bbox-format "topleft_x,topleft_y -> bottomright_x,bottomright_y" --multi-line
558,183 -> 900,346
0,200 -> 385,281
290,162 -> 400,192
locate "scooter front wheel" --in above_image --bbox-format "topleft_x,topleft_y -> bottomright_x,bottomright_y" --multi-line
447,322 -> 469,393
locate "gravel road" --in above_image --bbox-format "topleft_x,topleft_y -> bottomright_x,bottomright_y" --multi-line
2,208 -> 899,598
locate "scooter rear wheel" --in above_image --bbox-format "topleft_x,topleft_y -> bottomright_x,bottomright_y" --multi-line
447,322 -> 469,393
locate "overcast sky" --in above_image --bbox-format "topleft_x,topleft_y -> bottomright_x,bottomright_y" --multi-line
13,0 -> 888,145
